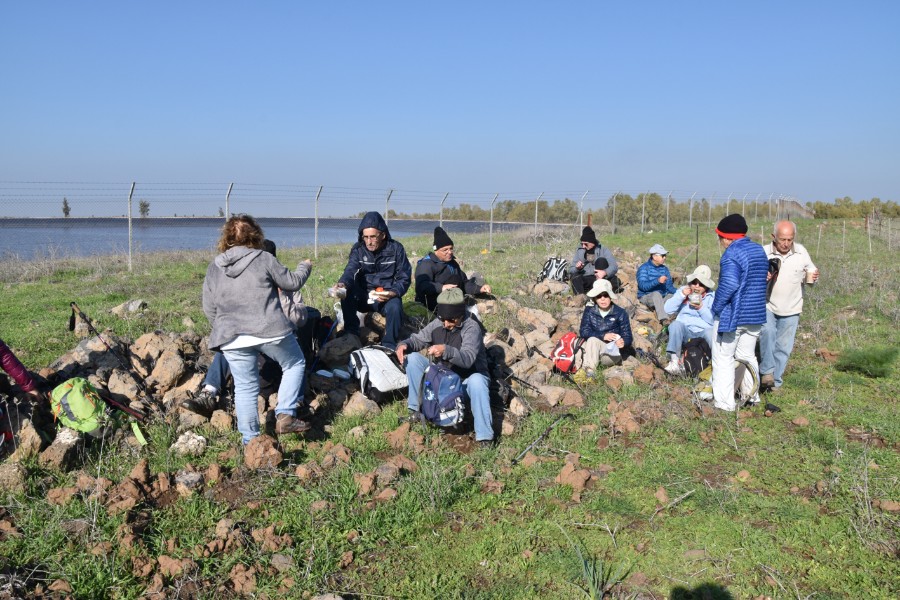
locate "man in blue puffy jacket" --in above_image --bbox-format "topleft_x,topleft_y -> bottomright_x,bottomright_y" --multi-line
333,212 -> 411,350
710,214 -> 768,411
636,243 -> 677,321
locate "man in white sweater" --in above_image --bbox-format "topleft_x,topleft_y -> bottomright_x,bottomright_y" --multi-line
760,221 -> 819,390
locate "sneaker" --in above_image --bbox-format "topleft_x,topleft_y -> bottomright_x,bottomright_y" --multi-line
275,414 -> 311,435
406,409 -> 424,424
664,359 -> 683,375
180,388 -> 218,417
760,373 -> 775,389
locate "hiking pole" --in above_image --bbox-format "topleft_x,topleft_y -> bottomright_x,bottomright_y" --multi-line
69,302 -> 155,404
511,413 -> 573,465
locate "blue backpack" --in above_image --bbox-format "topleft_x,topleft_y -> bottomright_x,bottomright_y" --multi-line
421,362 -> 466,427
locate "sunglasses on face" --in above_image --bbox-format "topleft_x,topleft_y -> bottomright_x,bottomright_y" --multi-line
597,293 -> 610,299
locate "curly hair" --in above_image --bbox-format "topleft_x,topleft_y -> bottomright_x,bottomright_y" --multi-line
217,214 -> 265,253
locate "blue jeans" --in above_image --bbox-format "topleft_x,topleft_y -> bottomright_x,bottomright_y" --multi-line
666,320 -> 714,356
223,335 -> 306,444
341,287 -> 404,349
204,352 -> 231,391
404,352 -> 494,442
759,311 -> 800,388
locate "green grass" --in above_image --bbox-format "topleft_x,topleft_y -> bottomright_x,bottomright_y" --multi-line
1,220 -> 898,598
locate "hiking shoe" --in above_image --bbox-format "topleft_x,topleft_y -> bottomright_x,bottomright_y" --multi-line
572,369 -> 593,386
181,389 -> 218,417
275,414 -> 311,435
760,373 -> 775,389
477,439 -> 495,450
664,359 -> 683,376
406,409 -> 424,424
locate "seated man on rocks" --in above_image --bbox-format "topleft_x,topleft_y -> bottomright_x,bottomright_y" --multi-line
395,288 -> 494,449
332,212 -> 411,350
414,226 -> 491,312
568,226 -> 620,295
636,243 -> 677,322
662,264 -> 717,375
575,278 -> 633,379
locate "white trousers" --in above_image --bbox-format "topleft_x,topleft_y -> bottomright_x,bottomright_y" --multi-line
711,321 -> 761,411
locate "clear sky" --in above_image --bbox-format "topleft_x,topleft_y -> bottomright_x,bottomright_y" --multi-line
2,1 -> 898,213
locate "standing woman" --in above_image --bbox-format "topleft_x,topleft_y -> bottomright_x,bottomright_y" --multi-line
202,215 -> 312,443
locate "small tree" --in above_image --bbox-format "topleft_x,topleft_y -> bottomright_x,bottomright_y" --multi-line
218,206 -> 225,218
138,199 -> 150,218
62,197 -> 71,218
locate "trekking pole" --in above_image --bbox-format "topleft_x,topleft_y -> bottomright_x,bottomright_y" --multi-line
511,413 -> 573,465
69,302 -> 155,404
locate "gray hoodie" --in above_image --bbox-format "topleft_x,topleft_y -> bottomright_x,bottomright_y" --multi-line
202,246 -> 311,351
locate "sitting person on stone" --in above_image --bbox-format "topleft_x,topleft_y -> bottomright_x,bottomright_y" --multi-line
568,226 -> 620,295
0,337 -> 44,404
636,243 -> 677,322
575,279 -> 633,378
333,211 -> 411,350
395,288 -> 494,449
184,239 -> 310,417
415,226 -> 491,312
662,264 -> 717,375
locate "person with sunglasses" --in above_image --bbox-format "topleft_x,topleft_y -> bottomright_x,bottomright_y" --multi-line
395,288 -> 494,448
575,279 -> 633,379
662,264 -> 717,374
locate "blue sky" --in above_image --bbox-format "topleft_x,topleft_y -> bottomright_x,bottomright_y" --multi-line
2,1 -> 898,213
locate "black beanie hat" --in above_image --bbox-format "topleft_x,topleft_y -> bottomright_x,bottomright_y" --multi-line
580,226 -> 599,245
715,214 -> 748,239
433,226 -> 454,250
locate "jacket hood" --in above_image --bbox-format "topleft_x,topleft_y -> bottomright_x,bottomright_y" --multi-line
357,211 -> 392,242
214,246 -> 264,278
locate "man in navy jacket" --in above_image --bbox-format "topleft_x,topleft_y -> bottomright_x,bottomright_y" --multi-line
710,214 -> 768,411
333,212 -> 411,350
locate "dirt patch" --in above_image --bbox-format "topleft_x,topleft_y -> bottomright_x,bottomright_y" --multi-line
442,433 -> 476,454
209,478 -> 249,509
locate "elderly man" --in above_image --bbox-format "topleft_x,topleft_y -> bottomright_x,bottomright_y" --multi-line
662,264 -> 716,374
568,226 -> 620,294
415,226 -> 491,311
333,212 -> 411,350
710,214 -> 768,411
637,243 -> 677,322
760,221 -> 818,390
396,288 -> 494,448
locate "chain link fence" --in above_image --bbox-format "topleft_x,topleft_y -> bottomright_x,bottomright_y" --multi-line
1,181 -> 809,265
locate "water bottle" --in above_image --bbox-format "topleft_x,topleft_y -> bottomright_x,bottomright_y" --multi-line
424,380 -> 434,403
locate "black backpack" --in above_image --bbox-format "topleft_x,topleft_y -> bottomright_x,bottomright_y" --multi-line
681,337 -> 711,378
537,256 -> 569,283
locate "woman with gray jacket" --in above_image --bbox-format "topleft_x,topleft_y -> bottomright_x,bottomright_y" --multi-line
202,215 -> 312,444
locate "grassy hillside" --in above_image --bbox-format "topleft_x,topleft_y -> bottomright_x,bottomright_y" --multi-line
0,220 -> 897,599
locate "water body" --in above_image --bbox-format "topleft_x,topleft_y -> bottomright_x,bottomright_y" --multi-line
0,217 -> 547,260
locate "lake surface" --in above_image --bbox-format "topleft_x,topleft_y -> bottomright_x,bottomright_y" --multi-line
0,217 -> 550,260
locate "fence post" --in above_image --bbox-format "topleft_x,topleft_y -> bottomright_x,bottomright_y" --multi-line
489,193 -> 499,252
579,190 -> 589,229
695,225 -> 699,268
741,193 -> 748,218
665,191 -> 671,231
439,192 -> 449,227
754,193 -> 760,221
612,192 -> 619,234
127,182 -> 135,272
768,193 -> 773,221
688,191 -> 696,229
384,189 -> 393,224
314,185 -> 323,259
889,218 -> 892,251
533,192 -> 544,237
816,222 -> 823,258
640,191 -> 647,234
842,220 -> 846,255
225,182 -> 233,219
708,192 -> 715,227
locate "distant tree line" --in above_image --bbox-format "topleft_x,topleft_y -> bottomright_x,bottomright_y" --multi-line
364,194 -> 898,225
805,197 -> 899,219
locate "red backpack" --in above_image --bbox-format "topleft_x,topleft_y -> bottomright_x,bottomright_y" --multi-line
550,332 -> 584,374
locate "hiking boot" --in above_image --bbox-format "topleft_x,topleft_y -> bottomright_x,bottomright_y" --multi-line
477,439 -> 495,450
664,359 -> 683,376
760,373 -> 775,389
180,389 -> 218,417
275,414 -> 311,435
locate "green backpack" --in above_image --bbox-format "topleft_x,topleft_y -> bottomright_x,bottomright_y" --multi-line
50,377 -> 111,435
